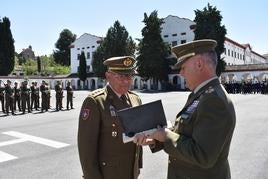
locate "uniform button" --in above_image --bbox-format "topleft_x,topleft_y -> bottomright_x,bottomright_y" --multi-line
112,123 -> 116,127
102,162 -> 106,166
112,131 -> 117,137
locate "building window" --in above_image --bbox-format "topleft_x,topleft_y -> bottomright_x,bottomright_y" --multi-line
92,45 -> 95,48
77,54 -> 80,60
164,35 -> 168,38
172,41 -> 177,46
228,49 -> 230,56
181,40 -> 186,44
87,52 -> 90,59
231,51 -> 233,57
82,47 -> 85,50
77,48 -> 80,50
172,33 -> 177,37
181,32 -> 186,35
87,46 -> 90,49
224,48 -> 226,54
234,52 -> 236,58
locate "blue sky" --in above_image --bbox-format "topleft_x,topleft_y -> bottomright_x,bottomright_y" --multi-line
1,0 -> 267,56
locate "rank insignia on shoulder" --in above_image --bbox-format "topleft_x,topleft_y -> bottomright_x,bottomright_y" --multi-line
81,108 -> 90,120
205,87 -> 215,93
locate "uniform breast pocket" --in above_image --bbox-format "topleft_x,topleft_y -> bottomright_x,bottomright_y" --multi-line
179,113 -> 194,135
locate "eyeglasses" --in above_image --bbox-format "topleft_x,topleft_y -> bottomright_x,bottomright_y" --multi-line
109,71 -> 134,80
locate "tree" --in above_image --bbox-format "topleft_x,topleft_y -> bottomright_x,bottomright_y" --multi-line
193,3 -> 227,76
136,11 -> 170,89
37,56 -> 41,73
53,29 -> 76,66
0,17 -> 15,76
78,51 -> 87,88
92,20 -> 136,78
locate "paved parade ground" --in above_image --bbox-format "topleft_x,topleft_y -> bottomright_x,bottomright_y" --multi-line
0,90 -> 268,179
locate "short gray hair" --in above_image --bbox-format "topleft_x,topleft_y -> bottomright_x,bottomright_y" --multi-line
200,50 -> 218,70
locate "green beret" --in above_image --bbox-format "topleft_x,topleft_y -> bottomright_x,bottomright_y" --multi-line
172,39 -> 217,70
103,56 -> 136,75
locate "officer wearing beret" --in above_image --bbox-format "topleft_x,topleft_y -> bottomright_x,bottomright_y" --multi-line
78,56 -> 143,179
134,39 -> 236,179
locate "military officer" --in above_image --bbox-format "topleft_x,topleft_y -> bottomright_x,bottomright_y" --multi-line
4,80 -> 14,115
0,82 -> 5,113
55,80 -> 63,111
20,80 -> 31,114
134,40 -> 236,179
66,81 -> 73,110
78,56 -> 143,179
13,81 -> 21,111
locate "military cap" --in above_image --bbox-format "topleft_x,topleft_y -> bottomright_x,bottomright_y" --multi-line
7,80 -> 11,83
103,56 -> 136,75
172,39 -> 217,70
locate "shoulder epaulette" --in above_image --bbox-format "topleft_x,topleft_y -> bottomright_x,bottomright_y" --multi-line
88,88 -> 105,98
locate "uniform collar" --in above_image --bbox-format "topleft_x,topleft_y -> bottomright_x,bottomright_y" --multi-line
193,76 -> 218,94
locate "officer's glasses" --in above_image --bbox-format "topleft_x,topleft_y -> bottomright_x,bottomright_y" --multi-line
109,71 -> 134,80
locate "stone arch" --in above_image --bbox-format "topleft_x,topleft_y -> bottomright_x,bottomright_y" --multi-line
133,78 -> 138,89
259,73 -> 268,81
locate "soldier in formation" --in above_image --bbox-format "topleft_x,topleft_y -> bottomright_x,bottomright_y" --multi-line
4,80 -> 14,115
13,81 -> 21,111
0,82 -> 5,113
20,80 -> 31,114
66,81 -> 73,110
55,81 -> 63,111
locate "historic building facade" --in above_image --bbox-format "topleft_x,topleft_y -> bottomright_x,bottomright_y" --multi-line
70,33 -> 103,74
67,15 -> 267,91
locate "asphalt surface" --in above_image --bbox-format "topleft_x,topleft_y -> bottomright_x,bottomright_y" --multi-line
0,90 -> 267,179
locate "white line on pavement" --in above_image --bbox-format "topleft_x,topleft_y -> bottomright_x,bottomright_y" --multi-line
2,131 -> 70,148
0,151 -> 17,162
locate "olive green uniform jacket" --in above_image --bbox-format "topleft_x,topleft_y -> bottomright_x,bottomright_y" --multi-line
78,86 -> 142,179
152,79 -> 236,179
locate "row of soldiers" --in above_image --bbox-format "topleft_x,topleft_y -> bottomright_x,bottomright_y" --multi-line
223,80 -> 268,94
0,80 -> 74,115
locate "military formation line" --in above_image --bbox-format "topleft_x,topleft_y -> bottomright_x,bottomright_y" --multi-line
0,80 -> 74,116
223,79 -> 268,94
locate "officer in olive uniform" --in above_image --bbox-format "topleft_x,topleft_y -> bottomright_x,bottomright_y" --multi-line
4,80 -> 14,115
55,81 -> 63,111
0,82 -> 5,113
21,80 -> 31,114
13,81 -> 21,111
135,40 -> 236,179
66,81 -> 73,110
78,56 -> 143,179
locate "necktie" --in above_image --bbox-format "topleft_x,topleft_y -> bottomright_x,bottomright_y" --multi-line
120,94 -> 130,107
